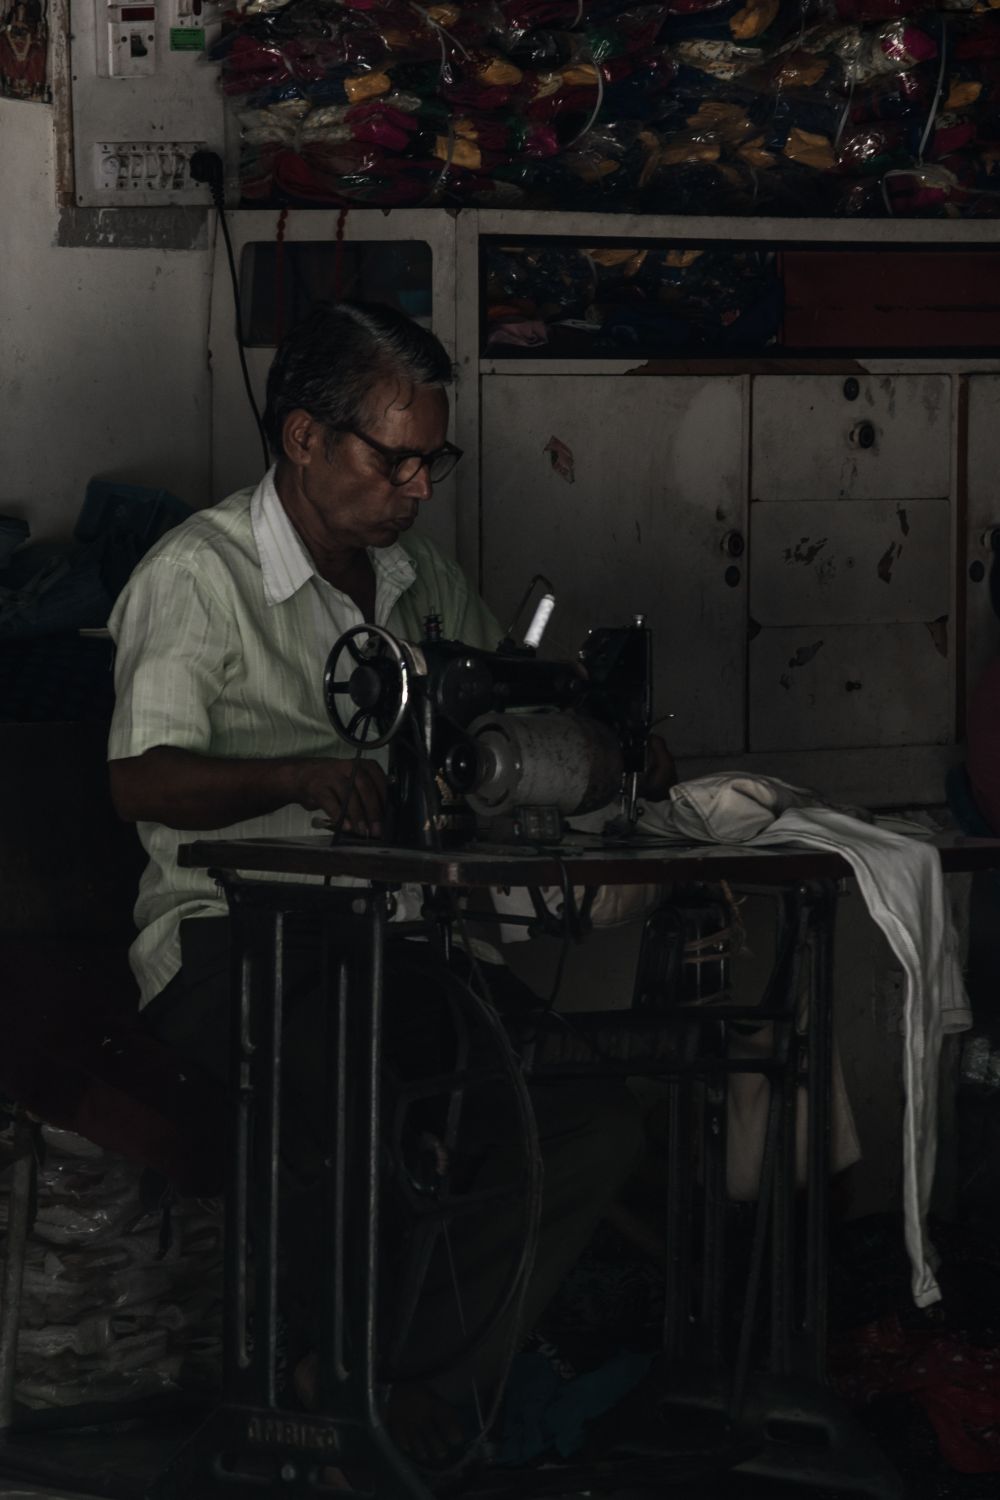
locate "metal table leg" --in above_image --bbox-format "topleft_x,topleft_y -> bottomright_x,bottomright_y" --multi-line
151,880 -> 433,1500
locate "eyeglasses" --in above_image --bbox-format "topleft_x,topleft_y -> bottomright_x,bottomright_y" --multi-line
335,424 -> 464,486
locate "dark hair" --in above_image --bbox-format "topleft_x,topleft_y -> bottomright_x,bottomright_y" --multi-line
262,301 -> 453,458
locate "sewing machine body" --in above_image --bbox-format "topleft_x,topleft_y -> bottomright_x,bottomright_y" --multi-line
324,615 -> 652,850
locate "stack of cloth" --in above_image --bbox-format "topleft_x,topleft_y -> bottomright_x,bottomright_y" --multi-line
214,0 -> 1000,215
0,1126 -> 222,1407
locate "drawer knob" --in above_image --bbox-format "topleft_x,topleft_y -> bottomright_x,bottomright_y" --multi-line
851,421 -> 877,450
843,377 -> 860,401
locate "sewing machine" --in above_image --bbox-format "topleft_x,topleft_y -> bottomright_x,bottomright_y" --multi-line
322,609 -> 652,850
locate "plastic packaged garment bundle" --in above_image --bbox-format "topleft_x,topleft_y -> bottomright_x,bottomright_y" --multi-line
271,138 -> 388,198
600,52 -> 680,120
846,59 -> 938,121
830,18 -> 939,83
663,0 -> 828,47
672,34 -> 768,78
0,1126 -> 222,1409
553,118 -> 659,191
217,35 -> 395,104
486,243 -> 600,317
881,150 -> 1000,214
236,96 -> 316,144
835,118 -> 923,170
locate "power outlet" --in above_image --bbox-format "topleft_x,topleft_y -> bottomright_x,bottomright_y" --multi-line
92,140 -> 209,202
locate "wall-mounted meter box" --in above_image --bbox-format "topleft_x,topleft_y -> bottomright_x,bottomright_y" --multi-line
70,0 -> 224,205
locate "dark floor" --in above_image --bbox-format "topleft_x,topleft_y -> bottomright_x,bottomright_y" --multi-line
8,1068 -> 1000,1500
3,1230 -> 999,1500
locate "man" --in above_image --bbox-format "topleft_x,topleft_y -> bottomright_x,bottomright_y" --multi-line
108,301 -> 659,1464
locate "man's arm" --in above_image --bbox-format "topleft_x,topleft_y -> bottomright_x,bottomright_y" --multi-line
109,746 -> 387,834
108,556 -> 386,836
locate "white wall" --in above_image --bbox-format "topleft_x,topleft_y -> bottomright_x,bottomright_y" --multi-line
0,100 -> 214,540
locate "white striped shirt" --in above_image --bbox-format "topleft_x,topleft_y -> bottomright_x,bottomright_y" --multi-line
108,467 -> 500,1006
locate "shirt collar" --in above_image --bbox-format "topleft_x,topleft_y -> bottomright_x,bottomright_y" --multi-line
250,466 -> 417,608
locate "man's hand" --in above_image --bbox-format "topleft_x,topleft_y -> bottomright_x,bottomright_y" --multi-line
638,733 -> 677,803
292,757 -> 388,838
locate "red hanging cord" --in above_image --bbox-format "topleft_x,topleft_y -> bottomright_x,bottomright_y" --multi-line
334,206 -> 349,302
274,206 -> 289,345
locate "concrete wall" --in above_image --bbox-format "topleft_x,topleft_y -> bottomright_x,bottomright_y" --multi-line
0,99 -> 213,540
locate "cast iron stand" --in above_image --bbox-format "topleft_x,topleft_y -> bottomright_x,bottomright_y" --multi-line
150,878 -> 433,1500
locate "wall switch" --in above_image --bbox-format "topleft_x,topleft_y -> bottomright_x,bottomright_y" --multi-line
93,140 -> 208,199
96,1 -> 159,78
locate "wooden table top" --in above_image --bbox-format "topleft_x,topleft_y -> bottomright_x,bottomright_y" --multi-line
179,831 -> 1000,889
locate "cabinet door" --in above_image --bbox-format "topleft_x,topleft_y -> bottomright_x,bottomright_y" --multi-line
480,376 -> 747,757
752,374 -> 951,502
748,375 -> 954,753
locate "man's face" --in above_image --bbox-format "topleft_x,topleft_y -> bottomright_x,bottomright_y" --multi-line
296,379 -> 449,551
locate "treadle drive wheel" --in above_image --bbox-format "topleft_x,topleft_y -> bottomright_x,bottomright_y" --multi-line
379,957 -> 541,1387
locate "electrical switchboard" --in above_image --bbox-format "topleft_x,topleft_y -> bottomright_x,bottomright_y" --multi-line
70,0 -> 224,206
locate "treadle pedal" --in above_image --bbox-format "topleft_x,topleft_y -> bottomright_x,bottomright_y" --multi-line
458,1449 -> 755,1497
658,1372 -> 906,1499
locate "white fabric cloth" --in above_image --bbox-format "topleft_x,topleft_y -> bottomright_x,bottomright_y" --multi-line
640,774 -> 971,1308
726,1026 -> 862,1204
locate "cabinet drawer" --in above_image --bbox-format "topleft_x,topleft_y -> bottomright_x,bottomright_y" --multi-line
749,623 -> 952,752
750,499 -> 950,627
752,376 -> 951,502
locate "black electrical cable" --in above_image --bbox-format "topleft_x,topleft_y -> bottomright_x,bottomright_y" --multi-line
189,150 -> 270,473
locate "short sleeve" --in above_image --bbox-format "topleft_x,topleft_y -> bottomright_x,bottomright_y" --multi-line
107,558 -> 234,761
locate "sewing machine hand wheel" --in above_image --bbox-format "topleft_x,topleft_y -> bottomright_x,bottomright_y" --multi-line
323,625 -> 411,749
